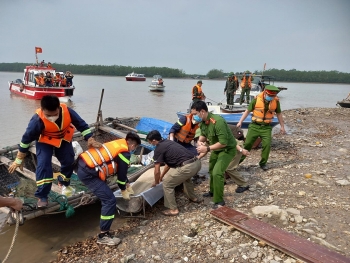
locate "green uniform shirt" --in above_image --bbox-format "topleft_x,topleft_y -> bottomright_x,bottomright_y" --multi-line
248,97 -> 282,114
200,112 -> 237,151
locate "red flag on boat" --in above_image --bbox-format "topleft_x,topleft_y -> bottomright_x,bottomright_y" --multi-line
35,47 -> 42,53
263,63 -> 266,70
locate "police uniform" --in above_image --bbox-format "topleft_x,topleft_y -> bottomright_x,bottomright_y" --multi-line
200,112 -> 236,203
240,85 -> 281,168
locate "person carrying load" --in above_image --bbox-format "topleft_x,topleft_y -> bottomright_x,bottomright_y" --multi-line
8,95 -> 99,208
76,132 -> 141,245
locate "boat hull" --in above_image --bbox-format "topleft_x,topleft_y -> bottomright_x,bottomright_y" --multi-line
126,77 -> 146,81
149,85 -> 165,92
9,82 -> 74,100
336,101 -> 350,108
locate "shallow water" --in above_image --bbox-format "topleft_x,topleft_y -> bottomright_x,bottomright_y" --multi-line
0,72 -> 349,262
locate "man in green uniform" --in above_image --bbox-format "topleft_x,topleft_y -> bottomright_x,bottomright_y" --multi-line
224,73 -> 239,108
237,85 -> 286,171
239,71 -> 254,105
191,101 -> 236,208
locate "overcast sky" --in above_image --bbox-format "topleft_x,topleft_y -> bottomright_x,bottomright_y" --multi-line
1,0 -> 349,74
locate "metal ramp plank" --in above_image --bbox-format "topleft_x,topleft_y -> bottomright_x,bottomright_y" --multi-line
210,207 -> 350,263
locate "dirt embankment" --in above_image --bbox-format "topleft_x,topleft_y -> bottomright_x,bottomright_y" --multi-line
52,107 -> 350,263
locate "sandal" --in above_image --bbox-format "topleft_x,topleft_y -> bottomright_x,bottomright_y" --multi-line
162,209 -> 179,216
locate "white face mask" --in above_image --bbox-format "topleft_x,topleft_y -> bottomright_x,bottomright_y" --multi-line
46,115 -> 59,122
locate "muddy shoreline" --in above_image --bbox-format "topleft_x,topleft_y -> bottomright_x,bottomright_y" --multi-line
52,107 -> 350,263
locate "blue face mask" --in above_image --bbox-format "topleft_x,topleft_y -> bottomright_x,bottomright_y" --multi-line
265,95 -> 274,101
193,114 -> 202,123
130,150 -> 136,154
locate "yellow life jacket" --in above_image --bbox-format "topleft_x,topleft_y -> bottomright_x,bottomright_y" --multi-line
240,76 -> 252,88
251,92 -> 279,124
80,139 -> 129,181
174,114 -> 199,143
36,104 -> 75,147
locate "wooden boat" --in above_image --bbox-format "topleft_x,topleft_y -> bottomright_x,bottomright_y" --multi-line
0,115 -> 173,223
125,72 -> 146,81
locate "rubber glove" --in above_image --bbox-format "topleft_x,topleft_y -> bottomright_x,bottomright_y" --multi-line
121,190 -> 130,200
8,151 -> 26,173
126,184 -> 134,195
87,137 -> 103,148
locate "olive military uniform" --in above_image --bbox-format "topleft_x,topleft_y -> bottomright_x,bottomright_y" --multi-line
240,98 -> 282,167
200,112 -> 236,203
224,76 -> 238,106
239,74 -> 254,104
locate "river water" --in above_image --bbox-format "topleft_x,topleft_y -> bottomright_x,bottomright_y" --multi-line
0,72 -> 349,262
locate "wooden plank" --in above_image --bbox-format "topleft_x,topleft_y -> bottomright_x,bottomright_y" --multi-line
0,156 -> 60,193
211,207 -> 350,263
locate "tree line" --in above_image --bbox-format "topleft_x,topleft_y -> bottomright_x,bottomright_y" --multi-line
0,63 -> 186,78
1,63 -> 349,83
209,68 -> 350,83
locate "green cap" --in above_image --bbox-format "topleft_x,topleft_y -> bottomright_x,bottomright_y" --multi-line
264,85 -> 280,92
245,70 -> 250,73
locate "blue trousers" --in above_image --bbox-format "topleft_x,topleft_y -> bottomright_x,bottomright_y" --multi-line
77,159 -> 117,232
35,140 -> 74,199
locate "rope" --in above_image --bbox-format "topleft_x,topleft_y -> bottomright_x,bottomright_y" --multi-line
1,211 -> 20,263
205,97 -> 220,104
45,193 -> 94,215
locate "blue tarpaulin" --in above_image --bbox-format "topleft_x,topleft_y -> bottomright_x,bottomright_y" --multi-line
135,117 -> 173,139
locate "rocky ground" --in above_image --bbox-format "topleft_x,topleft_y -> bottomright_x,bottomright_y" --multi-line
51,107 -> 350,263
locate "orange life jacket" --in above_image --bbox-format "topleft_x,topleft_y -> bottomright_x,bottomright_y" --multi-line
80,139 -> 129,181
38,76 -> 45,86
54,75 -> 61,83
251,92 -> 279,124
240,76 -> 252,88
174,114 -> 199,143
36,104 -> 75,147
35,77 -> 41,85
61,78 -> 67,86
192,85 -> 204,100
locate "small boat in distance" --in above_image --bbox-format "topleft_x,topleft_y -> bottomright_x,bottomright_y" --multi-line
125,72 -> 146,81
149,75 -> 165,92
